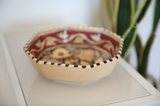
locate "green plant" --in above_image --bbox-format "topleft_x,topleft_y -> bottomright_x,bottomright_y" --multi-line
106,0 -> 160,78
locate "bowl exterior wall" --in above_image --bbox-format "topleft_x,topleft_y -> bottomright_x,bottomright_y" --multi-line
27,54 -> 118,83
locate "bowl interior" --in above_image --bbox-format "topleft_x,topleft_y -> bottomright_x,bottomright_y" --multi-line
28,30 -> 120,65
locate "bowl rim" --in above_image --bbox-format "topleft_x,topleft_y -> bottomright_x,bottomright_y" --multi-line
23,26 -> 123,69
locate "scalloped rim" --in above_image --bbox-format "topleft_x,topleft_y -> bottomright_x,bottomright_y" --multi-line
23,26 -> 124,69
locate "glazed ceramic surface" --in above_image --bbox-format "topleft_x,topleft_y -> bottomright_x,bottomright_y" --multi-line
24,26 -> 123,82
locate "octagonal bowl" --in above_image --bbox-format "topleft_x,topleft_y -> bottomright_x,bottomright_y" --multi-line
23,26 -> 123,83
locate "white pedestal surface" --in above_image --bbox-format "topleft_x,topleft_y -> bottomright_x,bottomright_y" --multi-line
1,30 -> 160,106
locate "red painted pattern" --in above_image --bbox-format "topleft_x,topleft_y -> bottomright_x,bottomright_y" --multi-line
28,30 -> 119,58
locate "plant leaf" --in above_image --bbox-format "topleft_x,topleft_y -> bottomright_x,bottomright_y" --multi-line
134,0 -> 152,23
135,35 -> 142,59
134,0 -> 151,73
152,0 -> 160,32
117,0 -> 131,36
130,0 -> 135,24
138,0 -> 160,78
122,24 -> 138,59
113,0 -> 120,33
135,0 -> 138,11
138,33 -> 154,78
135,35 -> 142,70
106,0 -> 113,28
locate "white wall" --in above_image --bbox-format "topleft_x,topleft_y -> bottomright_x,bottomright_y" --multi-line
0,0 -> 110,31
0,0 -> 159,89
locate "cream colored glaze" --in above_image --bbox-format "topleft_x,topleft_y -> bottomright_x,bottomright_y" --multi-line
27,54 -> 118,83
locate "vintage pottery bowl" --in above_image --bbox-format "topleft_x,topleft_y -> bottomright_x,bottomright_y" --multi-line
23,26 -> 123,83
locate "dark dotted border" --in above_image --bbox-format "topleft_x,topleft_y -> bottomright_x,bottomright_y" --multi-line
109,59 -> 113,62
90,64 -> 94,68
96,63 -> 100,66
36,60 -> 39,63
119,49 -> 122,51
82,65 -> 86,68
74,65 -> 78,67
103,61 -> 107,64
44,61 -> 47,64
65,64 -> 69,67
118,53 -> 121,55
58,63 -> 61,66
51,62 -> 55,65
23,46 -> 122,68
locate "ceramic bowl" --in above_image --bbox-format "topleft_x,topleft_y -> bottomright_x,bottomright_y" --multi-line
23,26 -> 123,83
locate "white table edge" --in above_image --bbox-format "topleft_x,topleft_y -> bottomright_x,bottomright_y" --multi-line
0,33 -> 26,106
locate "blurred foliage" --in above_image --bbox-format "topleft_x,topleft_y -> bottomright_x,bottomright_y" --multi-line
106,0 -> 160,78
